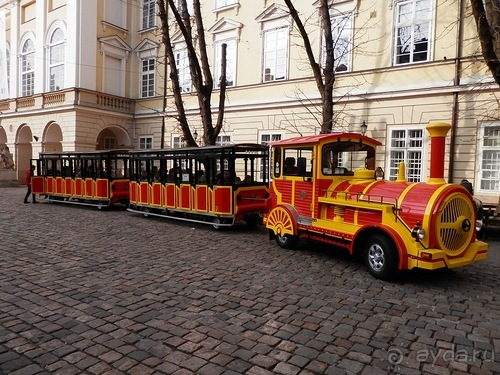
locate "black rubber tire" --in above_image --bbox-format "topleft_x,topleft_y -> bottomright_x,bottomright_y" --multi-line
275,233 -> 298,249
365,234 -> 398,280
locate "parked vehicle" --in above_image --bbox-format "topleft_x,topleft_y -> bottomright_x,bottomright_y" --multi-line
264,122 -> 488,280
30,122 -> 488,280
31,150 -> 130,209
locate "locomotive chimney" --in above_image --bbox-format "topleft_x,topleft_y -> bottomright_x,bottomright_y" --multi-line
426,121 -> 451,185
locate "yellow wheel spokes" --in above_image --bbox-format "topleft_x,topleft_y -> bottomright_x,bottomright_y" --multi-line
267,207 -> 294,236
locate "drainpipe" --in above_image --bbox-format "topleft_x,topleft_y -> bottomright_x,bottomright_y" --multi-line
448,0 -> 464,182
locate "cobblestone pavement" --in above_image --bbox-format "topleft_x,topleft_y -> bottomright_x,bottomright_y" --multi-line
0,187 -> 499,375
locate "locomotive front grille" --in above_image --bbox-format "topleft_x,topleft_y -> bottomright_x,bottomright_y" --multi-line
435,194 -> 474,253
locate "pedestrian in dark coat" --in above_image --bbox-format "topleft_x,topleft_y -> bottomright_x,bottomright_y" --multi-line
24,165 -> 38,204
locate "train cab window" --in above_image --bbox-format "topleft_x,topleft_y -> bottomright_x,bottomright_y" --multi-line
273,148 -> 282,178
321,142 -> 376,176
283,148 -> 313,177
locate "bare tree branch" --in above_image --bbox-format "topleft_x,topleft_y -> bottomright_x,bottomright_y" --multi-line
470,0 -> 500,86
284,0 -> 335,133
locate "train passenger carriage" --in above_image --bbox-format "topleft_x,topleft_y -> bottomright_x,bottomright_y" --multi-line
264,122 -> 488,280
31,150 -> 130,208
127,143 -> 269,228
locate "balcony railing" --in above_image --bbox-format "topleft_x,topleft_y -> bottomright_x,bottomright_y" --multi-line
0,88 -> 135,115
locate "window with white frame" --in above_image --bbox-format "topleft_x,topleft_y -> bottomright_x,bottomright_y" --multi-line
322,13 -> 353,73
214,40 -> 236,87
216,134 -> 232,145
175,48 -> 191,93
100,37 -> 129,96
172,135 -> 183,148
388,128 -> 425,182
141,58 -> 155,98
478,125 -> 500,192
216,0 -> 238,8
142,0 -> 156,30
21,39 -> 35,97
104,137 -> 117,149
49,28 -> 65,91
260,132 -> 282,145
263,26 -> 288,82
394,0 -> 432,65
139,136 -> 153,149
259,132 -> 282,180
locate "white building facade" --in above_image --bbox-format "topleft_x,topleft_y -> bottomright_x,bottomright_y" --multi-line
0,0 -> 498,204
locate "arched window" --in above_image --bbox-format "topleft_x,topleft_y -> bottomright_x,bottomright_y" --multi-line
21,39 -> 35,96
49,28 -> 65,91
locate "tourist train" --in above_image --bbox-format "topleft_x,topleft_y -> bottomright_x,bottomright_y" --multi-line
31,122 -> 488,280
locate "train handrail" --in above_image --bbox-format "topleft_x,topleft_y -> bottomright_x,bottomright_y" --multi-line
320,190 -> 419,230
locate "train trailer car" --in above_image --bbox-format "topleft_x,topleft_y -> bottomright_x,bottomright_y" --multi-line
263,122 -> 488,280
31,150 -> 130,209
127,144 -> 269,228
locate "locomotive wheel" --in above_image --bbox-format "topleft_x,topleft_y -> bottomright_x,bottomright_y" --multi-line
365,234 -> 398,280
275,233 -> 298,249
267,206 -> 297,249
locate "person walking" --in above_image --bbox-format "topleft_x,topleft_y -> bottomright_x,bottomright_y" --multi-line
23,165 -> 38,204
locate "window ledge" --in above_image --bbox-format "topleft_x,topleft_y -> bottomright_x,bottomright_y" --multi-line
101,21 -> 128,37
213,3 -> 240,17
139,26 -> 158,35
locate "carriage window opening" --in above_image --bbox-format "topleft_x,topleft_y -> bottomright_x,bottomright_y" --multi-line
166,159 -> 175,182
75,159 -> 82,177
139,160 -> 148,180
234,156 -> 251,184
54,159 -> 62,176
122,158 -> 130,178
181,158 -> 191,183
283,148 -> 313,176
194,159 -> 207,184
216,158 -> 232,185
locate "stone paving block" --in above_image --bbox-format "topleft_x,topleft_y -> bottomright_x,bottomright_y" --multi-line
0,188 -> 499,375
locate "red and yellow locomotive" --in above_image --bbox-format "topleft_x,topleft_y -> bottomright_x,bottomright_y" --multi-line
264,122 -> 488,280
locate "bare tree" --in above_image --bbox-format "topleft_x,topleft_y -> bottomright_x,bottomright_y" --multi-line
157,0 -> 227,146
470,0 -> 500,85
284,0 -> 335,134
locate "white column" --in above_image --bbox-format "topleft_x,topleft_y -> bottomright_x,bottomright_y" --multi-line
34,0 -> 47,94
67,0 -> 97,90
10,1 -> 20,98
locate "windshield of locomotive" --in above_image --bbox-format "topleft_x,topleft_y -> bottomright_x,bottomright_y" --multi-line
321,141 -> 376,176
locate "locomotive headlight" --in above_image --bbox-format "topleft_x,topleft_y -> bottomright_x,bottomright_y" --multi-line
411,222 -> 425,240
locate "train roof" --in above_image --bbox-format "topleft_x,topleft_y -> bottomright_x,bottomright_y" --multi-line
270,132 -> 382,147
128,143 -> 269,155
39,149 -> 131,158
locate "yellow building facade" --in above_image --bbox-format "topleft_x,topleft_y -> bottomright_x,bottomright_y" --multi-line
0,0 -> 498,203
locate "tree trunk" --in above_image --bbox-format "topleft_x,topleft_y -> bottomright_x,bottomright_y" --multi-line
470,0 -> 500,86
284,0 -> 335,134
